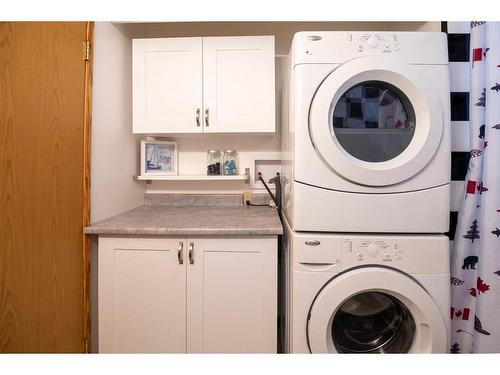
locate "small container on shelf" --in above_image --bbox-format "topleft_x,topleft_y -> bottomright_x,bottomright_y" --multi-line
223,149 -> 238,176
206,150 -> 222,175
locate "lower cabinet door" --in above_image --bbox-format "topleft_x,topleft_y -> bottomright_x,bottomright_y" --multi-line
98,237 -> 187,353
186,237 -> 277,353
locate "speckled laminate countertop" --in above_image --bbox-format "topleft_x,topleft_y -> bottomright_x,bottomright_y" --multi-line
84,205 -> 283,236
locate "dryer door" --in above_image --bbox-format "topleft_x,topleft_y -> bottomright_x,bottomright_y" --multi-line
306,267 -> 447,353
309,56 -> 444,186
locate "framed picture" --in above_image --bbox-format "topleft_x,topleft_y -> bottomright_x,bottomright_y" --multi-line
140,139 -> 178,176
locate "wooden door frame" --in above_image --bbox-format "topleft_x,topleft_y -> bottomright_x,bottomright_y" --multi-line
83,21 -> 94,353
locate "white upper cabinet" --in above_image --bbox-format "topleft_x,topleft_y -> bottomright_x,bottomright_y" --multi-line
133,36 -> 275,134
133,38 -> 203,134
202,36 -> 275,133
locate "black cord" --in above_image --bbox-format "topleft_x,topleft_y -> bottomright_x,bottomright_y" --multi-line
271,174 -> 282,219
245,200 -> 269,207
244,173 -> 282,212
271,175 -> 281,207
258,174 -> 279,207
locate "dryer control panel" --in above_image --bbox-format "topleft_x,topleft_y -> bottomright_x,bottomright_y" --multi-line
348,33 -> 402,54
342,238 -> 403,264
292,232 -> 449,274
291,31 -> 448,66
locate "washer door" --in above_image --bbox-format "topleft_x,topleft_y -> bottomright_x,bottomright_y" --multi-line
309,56 -> 444,186
307,267 -> 447,353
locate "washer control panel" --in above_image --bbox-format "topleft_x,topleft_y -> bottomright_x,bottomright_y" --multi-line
347,33 -> 401,53
342,238 -> 403,263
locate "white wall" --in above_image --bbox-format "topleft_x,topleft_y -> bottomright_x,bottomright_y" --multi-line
91,22 -> 145,222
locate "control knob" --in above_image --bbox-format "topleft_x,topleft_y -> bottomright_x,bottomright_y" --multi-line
367,36 -> 379,48
367,244 -> 380,257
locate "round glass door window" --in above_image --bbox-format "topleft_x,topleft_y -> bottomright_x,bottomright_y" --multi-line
331,291 -> 416,353
331,81 -> 416,163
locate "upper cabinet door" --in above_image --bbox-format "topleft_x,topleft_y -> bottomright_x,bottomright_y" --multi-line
202,36 -> 275,133
133,38 -> 203,134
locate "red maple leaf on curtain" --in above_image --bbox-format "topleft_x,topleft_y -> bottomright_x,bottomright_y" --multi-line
469,277 -> 491,297
477,277 -> 490,294
469,277 -> 490,297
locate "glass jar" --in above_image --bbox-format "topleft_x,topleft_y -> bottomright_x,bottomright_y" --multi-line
206,150 -> 222,175
223,150 -> 238,176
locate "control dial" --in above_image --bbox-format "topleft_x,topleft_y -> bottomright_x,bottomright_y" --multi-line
367,244 -> 380,257
367,35 -> 379,48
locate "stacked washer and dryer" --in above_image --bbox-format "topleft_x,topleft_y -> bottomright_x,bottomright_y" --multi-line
281,32 -> 451,353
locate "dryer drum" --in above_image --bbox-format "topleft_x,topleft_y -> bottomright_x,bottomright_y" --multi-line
332,291 -> 416,353
331,80 -> 416,163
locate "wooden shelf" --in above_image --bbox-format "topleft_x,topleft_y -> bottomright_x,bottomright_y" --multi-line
134,174 -> 250,182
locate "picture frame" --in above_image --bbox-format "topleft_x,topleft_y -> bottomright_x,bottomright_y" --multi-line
140,139 -> 178,176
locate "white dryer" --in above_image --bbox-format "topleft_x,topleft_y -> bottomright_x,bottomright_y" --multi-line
281,32 -> 451,232
283,217 -> 450,353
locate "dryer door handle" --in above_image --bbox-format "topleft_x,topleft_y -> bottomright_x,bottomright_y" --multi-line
299,262 -> 336,266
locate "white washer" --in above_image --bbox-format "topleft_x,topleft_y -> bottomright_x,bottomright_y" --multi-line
283,217 -> 450,353
281,32 -> 451,232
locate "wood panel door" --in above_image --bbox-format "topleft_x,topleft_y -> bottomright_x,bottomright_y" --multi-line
0,22 -> 92,353
132,37 -> 203,134
186,237 -> 277,353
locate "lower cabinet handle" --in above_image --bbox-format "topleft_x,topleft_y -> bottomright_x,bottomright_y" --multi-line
178,241 -> 184,265
196,108 -> 200,127
188,241 -> 194,264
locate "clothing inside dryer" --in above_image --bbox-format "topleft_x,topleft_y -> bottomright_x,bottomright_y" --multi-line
331,81 -> 416,163
332,291 -> 416,353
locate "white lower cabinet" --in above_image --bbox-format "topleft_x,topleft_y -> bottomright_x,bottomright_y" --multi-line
98,237 -> 186,353
98,236 -> 277,353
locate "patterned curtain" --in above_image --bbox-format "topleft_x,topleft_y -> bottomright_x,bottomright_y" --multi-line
450,21 -> 500,353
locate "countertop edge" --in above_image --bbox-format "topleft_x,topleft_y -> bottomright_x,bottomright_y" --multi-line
84,228 -> 283,236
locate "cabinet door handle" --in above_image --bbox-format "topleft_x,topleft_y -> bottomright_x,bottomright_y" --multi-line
196,108 -> 200,127
188,241 -> 194,264
177,241 -> 184,265
204,108 -> 209,127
